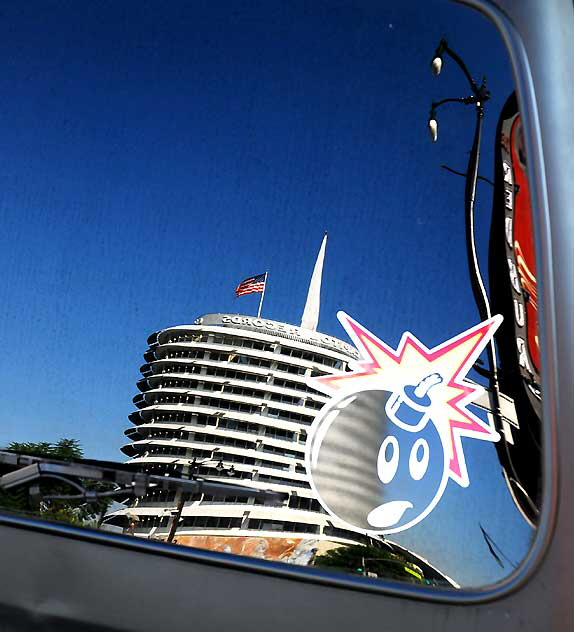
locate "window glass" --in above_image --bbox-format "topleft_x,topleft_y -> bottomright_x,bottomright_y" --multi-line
0,0 -> 541,592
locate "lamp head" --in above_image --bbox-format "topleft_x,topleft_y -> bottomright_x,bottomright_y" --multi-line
428,116 -> 438,143
431,56 -> 443,76
430,39 -> 447,76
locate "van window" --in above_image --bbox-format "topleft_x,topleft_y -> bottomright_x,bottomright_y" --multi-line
0,0 -> 542,593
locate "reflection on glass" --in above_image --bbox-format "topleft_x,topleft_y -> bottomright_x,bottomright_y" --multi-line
489,93 -> 541,527
0,0 -> 541,591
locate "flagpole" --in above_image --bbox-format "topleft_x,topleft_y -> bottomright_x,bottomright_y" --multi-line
257,272 -> 268,318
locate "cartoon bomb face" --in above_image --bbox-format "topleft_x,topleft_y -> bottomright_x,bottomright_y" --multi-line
306,312 -> 503,535
307,381 -> 448,534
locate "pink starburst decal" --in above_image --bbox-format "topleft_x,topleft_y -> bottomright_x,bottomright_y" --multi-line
311,312 -> 502,487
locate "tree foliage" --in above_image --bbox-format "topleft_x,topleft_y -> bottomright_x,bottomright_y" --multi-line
314,543 -> 426,583
8,438 -> 83,460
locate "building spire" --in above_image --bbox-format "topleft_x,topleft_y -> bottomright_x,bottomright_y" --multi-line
301,232 -> 327,331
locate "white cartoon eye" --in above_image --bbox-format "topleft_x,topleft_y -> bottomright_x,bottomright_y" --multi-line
409,438 -> 430,480
377,435 -> 400,484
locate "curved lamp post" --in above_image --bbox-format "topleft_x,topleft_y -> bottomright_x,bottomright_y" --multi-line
166,449 -> 235,543
428,39 -> 503,429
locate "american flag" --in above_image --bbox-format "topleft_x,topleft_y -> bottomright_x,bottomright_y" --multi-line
235,273 -> 266,297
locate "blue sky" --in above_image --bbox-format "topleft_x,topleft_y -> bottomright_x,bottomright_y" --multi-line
0,0 -> 532,586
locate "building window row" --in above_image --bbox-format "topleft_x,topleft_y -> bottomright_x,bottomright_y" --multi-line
208,383 -> 266,399
146,411 -> 213,425
135,415 -> 306,444
205,366 -> 268,383
211,334 -> 274,353
159,349 -> 206,361
140,490 -> 177,503
269,392 -> 303,406
144,392 -> 265,415
268,393 -> 323,411
148,394 -> 195,405
147,382 -> 323,412
143,436 -> 302,464
192,431 -> 255,450
144,428 -> 262,450
157,335 -> 346,373
146,445 -> 188,457
148,377 -> 268,396
135,462 -> 307,489
181,516 -> 242,529
288,496 -> 324,512
200,494 -> 248,504
275,362 -> 307,376
211,353 -> 313,377
139,515 -> 170,528
164,333 -> 208,344
190,451 -> 293,473
173,380 -> 265,399
260,443 -> 303,458
147,429 -> 189,441
266,407 -> 314,425
141,463 -> 184,476
227,354 -> 272,369
257,473 -> 310,488
139,447 -> 213,462
197,396 -> 262,415
258,459 -> 291,472
272,376 -> 317,393
147,354 -> 347,379
263,426 -> 303,442
149,377 -> 200,390
210,382 -> 324,409
214,452 -> 256,466
131,514 -> 367,539
217,417 -> 260,434
201,351 -> 274,369
193,466 -> 251,480
247,518 -> 319,534
153,362 -> 203,376
278,346 -> 344,370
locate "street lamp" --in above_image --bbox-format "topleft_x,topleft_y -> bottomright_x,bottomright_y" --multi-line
165,449 -> 235,543
428,39 -> 502,426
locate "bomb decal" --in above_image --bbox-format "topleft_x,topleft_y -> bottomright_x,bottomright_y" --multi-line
306,312 -> 502,535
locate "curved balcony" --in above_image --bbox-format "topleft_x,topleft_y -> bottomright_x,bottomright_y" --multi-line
124,427 -> 144,440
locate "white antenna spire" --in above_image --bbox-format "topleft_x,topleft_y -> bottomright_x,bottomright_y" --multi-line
301,232 -> 327,331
